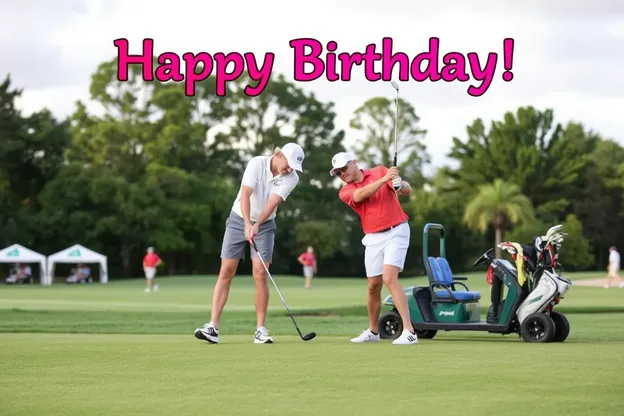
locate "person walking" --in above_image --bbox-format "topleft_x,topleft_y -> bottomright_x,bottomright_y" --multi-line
604,245 -> 623,288
298,246 -> 317,290
143,247 -> 162,292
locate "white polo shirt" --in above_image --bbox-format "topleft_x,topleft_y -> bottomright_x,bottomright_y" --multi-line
231,155 -> 299,223
609,250 -> 620,270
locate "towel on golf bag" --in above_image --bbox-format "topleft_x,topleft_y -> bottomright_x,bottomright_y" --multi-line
510,242 -> 527,286
486,265 -> 494,285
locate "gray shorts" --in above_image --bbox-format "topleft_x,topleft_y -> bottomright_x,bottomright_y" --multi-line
220,211 -> 276,263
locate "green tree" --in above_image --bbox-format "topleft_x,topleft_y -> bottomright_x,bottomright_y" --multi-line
0,75 -> 70,249
445,106 -> 594,220
463,179 -> 535,258
407,169 -> 484,273
557,214 -> 594,271
573,138 -> 624,267
349,96 -> 428,188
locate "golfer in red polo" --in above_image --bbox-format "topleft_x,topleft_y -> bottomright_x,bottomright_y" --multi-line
330,152 -> 418,345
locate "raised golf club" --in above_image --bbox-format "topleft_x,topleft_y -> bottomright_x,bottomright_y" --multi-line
251,240 -> 317,341
390,81 -> 399,167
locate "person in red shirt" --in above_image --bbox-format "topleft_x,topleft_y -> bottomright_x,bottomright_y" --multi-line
330,151 -> 418,345
143,247 -> 162,292
297,246 -> 317,289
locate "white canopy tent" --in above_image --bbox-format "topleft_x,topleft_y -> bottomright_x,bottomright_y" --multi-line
47,244 -> 108,284
0,244 -> 48,284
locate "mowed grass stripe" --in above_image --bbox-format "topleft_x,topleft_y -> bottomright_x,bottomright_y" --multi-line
1,332 -> 623,415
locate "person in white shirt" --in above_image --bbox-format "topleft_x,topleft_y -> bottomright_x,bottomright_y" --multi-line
604,246 -> 623,288
194,143 -> 305,344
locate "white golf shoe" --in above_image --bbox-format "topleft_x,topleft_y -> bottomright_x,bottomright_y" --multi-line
392,330 -> 419,345
350,328 -> 380,343
254,327 -> 274,344
194,322 -> 219,344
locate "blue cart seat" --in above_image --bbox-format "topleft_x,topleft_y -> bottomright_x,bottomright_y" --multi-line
434,289 -> 481,301
427,256 -> 481,302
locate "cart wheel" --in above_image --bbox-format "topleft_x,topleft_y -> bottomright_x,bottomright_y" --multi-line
414,327 -> 438,339
550,312 -> 570,342
520,313 -> 556,343
378,310 -> 402,339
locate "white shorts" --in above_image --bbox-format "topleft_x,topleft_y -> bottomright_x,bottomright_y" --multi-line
608,266 -> 620,277
303,266 -> 314,277
361,222 -> 410,277
144,267 -> 157,279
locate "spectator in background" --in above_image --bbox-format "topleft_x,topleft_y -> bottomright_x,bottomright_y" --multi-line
66,263 -> 91,284
5,263 -> 32,284
143,247 -> 162,292
604,246 -> 623,288
297,246 -> 317,290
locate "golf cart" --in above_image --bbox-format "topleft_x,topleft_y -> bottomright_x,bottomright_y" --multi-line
378,223 -> 572,343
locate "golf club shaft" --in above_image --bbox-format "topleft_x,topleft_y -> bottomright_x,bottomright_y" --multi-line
393,86 -> 399,167
251,240 -> 304,338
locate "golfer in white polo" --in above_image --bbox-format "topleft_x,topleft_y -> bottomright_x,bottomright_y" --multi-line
194,143 -> 305,344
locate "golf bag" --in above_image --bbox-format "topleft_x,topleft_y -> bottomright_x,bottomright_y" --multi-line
487,225 -> 570,324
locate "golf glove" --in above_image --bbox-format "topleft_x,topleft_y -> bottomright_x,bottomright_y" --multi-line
392,176 -> 403,191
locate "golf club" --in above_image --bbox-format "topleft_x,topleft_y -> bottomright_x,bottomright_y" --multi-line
250,240 -> 317,342
390,81 -> 399,167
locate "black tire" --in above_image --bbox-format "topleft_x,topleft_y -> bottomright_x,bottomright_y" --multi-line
520,313 -> 556,343
550,312 -> 570,342
414,328 -> 438,339
378,310 -> 402,339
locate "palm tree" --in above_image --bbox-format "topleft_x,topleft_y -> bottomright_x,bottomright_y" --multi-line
463,179 -> 535,258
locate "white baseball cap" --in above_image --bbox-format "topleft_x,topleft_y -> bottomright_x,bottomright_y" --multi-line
329,152 -> 355,176
281,142 -> 305,172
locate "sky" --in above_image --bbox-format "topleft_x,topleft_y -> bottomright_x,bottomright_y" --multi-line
2,0 -> 624,175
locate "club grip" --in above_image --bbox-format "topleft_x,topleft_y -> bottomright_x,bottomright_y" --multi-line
393,155 -> 397,167
251,239 -> 258,252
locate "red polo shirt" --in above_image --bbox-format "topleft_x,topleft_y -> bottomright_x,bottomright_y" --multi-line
143,253 -> 161,268
299,252 -> 316,267
339,166 -> 409,234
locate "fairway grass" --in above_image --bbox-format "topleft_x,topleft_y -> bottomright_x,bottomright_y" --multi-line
1,273 -> 624,415
2,332 -> 623,416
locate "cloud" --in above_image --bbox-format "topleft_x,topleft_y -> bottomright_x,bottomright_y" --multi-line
2,0 -> 623,174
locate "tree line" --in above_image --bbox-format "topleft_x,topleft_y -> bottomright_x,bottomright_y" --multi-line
1,56 -> 622,280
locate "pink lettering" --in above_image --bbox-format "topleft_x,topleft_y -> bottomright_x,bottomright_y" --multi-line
502,38 -> 514,82
155,52 -> 184,82
382,37 -> 409,81
440,52 -> 469,82
363,44 -> 382,81
466,52 -> 497,97
114,39 -> 276,98
182,52 -> 213,96
290,38 -> 325,81
326,41 -> 339,81
285,37 -> 515,96
114,38 -> 154,81
338,52 -> 362,81
410,37 -> 442,82
214,52 -> 244,96
245,53 -> 275,96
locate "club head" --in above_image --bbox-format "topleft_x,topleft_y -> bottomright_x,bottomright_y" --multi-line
390,81 -> 399,91
543,224 -> 563,239
302,332 -> 316,341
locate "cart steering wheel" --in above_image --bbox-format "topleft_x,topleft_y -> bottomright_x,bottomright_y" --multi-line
473,248 -> 494,267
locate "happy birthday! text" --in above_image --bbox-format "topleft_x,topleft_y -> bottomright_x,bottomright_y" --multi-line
113,37 -> 515,98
